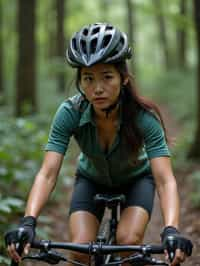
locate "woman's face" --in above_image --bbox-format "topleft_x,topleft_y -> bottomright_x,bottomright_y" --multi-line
80,63 -> 122,112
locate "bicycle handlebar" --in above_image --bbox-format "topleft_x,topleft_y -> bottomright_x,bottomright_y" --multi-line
11,239 -> 168,266
31,239 -> 165,254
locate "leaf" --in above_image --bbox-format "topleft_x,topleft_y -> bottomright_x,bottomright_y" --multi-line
0,167 -> 8,176
0,255 -> 10,265
2,198 -> 24,208
0,150 -> 12,161
0,197 -> 24,214
0,204 -> 11,213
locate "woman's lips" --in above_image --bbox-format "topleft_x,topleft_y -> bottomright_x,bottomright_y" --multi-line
93,98 -> 107,103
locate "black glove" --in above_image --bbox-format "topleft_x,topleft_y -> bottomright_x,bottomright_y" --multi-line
5,216 -> 37,250
161,226 -> 193,262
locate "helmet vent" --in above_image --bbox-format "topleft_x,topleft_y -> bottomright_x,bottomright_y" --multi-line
91,38 -> 98,53
92,27 -> 100,35
120,36 -> 125,45
102,34 -> 112,48
118,36 -> 125,50
72,38 -> 77,50
106,25 -> 113,31
80,39 -> 87,54
83,28 -> 89,36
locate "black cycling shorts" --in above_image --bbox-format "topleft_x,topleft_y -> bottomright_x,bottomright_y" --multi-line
69,173 -> 155,222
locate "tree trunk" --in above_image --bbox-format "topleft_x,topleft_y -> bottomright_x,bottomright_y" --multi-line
46,1 -> 57,59
56,0 -> 65,93
126,0 -> 135,73
16,0 -> 36,116
177,0 -> 187,70
0,0 -> 5,105
152,0 -> 171,70
188,0 -> 200,159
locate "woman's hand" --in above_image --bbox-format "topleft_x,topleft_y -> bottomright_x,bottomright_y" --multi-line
161,226 -> 193,265
5,216 -> 36,262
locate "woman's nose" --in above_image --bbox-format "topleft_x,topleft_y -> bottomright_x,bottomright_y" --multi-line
94,83 -> 103,95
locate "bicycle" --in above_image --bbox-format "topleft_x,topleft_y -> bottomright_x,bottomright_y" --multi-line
9,193 -> 185,266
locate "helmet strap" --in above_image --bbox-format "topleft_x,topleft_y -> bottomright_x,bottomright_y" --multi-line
102,100 -> 119,118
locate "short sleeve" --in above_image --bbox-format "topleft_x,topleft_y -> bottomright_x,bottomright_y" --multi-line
138,110 -> 171,159
45,101 -> 80,155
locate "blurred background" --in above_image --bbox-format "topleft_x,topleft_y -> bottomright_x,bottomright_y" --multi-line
0,0 -> 200,264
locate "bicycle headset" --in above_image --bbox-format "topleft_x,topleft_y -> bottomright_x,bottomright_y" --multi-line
66,22 -> 132,116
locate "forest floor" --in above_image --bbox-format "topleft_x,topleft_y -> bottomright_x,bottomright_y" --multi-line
26,105 -> 200,266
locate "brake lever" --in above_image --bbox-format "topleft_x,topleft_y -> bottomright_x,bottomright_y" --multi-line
124,254 -> 168,266
103,254 -> 168,266
148,257 -> 168,265
22,250 -> 67,265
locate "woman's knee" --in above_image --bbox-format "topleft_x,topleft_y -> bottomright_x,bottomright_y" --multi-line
116,206 -> 148,245
116,230 -> 144,245
70,232 -> 95,244
69,211 -> 99,243
69,234 -> 94,263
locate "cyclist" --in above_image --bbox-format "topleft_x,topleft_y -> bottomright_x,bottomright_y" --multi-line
5,23 -> 192,266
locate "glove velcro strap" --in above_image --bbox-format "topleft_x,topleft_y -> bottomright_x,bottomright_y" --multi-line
20,216 -> 37,227
160,226 -> 180,242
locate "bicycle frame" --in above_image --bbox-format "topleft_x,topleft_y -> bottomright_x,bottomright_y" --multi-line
94,193 -> 126,265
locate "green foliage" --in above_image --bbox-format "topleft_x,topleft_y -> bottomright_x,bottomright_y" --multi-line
0,255 -> 10,265
140,67 -> 196,123
0,103 -> 79,263
0,0 -> 198,263
0,195 -> 24,215
140,66 -> 199,207
0,111 -> 48,260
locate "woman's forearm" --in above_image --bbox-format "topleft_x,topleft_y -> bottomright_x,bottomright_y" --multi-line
157,178 -> 180,228
24,171 -> 57,218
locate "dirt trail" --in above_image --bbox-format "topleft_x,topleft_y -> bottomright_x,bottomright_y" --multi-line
26,106 -> 200,265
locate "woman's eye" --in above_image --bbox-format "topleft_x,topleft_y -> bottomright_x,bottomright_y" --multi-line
105,75 -> 113,80
84,77 -> 93,82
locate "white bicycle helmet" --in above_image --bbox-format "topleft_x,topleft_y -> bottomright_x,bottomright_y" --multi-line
66,23 -> 132,67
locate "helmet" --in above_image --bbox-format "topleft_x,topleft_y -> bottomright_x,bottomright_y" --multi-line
66,23 -> 132,67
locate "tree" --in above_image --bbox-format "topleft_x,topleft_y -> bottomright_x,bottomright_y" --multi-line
56,0 -> 66,93
0,0 -> 4,105
152,0 -> 171,70
16,0 -> 36,116
177,0 -> 187,69
125,0 -> 135,73
188,0 -> 200,159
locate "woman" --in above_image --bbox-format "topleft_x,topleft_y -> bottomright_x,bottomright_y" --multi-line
5,23 -> 192,266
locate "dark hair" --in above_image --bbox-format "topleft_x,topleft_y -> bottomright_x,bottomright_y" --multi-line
116,62 -> 169,160
76,62 -> 169,160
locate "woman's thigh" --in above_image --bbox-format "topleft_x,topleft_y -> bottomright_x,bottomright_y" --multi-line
69,176 -> 105,222
116,175 -> 155,244
124,174 -> 155,218
68,176 -> 105,242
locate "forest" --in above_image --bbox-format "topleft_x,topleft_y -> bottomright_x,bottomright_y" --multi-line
0,0 -> 200,264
